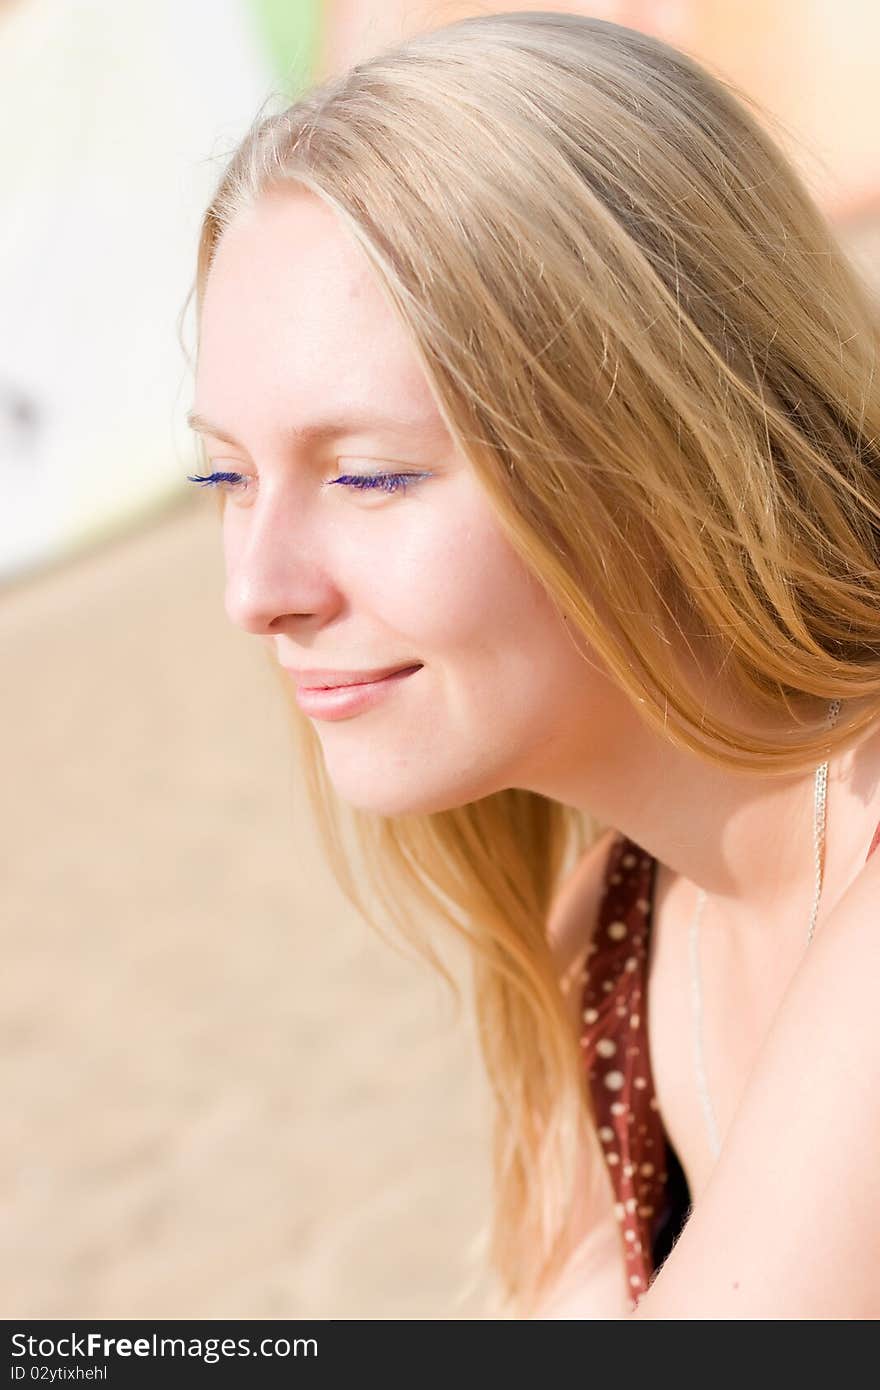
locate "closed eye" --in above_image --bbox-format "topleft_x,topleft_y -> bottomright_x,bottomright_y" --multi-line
186,470 -> 433,495
329,471 -> 433,494
187,470 -> 246,490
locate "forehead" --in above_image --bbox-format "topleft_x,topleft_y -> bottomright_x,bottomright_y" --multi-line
196,188 -> 443,428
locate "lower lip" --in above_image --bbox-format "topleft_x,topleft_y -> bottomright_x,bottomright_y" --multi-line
291,665 -> 423,720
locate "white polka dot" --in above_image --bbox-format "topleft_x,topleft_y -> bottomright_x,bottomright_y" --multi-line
607,921 -> 628,940
610,1101 -> 626,1116
636,898 -> 651,914
638,1205 -> 654,1218
603,1070 -> 625,1091
614,1203 -> 625,1220
625,1230 -> 636,1242
596,1038 -> 617,1058
616,1005 -> 627,1016
625,1198 -> 637,1212
649,1097 -> 659,1111
625,956 -> 638,972
634,1077 -> 647,1089
607,1151 -> 619,1165
623,1162 -> 636,1177
598,1126 -> 614,1142
629,1274 -> 643,1287
582,1007 -> 599,1024
602,980 -> 614,992
622,853 -> 637,868
640,1163 -> 655,1176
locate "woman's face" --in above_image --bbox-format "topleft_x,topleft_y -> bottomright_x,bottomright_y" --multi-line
192,187 -> 615,815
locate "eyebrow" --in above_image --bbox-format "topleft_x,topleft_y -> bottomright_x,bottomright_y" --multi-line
185,409 -> 448,447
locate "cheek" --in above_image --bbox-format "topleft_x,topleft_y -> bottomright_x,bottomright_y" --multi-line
370,510 -> 533,651
416,516 -> 609,752
390,506 -> 569,674
324,505 -> 490,649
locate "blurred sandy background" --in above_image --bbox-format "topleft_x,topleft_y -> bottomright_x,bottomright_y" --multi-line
2,0 -> 878,1320
0,493 -> 492,1318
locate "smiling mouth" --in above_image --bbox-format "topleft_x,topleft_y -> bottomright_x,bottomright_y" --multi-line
294,663 -> 424,690
289,663 -> 423,721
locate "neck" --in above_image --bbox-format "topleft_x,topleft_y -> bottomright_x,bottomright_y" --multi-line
533,682 -> 880,939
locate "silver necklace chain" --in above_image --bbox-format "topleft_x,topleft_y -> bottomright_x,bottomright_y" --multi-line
688,697 -> 842,1160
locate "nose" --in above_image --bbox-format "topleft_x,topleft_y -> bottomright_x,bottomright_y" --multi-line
222,497 -> 335,636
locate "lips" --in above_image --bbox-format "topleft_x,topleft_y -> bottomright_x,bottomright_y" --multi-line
290,663 -> 423,722
289,663 -> 423,690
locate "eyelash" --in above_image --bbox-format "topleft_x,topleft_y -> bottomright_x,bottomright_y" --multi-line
186,470 -> 432,496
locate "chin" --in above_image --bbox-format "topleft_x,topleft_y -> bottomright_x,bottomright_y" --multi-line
319,735 -> 509,817
323,762 -> 490,819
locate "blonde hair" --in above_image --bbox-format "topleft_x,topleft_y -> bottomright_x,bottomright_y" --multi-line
188,13 -> 880,1317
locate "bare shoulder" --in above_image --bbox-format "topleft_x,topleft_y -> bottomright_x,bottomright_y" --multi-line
547,825 -> 620,981
632,845 -> 880,1319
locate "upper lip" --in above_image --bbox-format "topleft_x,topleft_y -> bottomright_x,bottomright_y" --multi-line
283,663 -> 422,689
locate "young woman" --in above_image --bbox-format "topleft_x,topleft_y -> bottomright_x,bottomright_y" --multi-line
184,13 -> 880,1319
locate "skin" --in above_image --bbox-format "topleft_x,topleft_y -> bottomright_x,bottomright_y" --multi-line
192,185 -> 880,1316
191,185 -> 643,820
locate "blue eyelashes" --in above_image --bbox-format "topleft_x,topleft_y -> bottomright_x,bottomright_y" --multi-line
188,470 -> 243,488
328,471 -> 432,494
186,470 -> 432,495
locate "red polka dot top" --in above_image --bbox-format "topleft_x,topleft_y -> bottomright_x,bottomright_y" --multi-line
579,819 -> 880,1312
